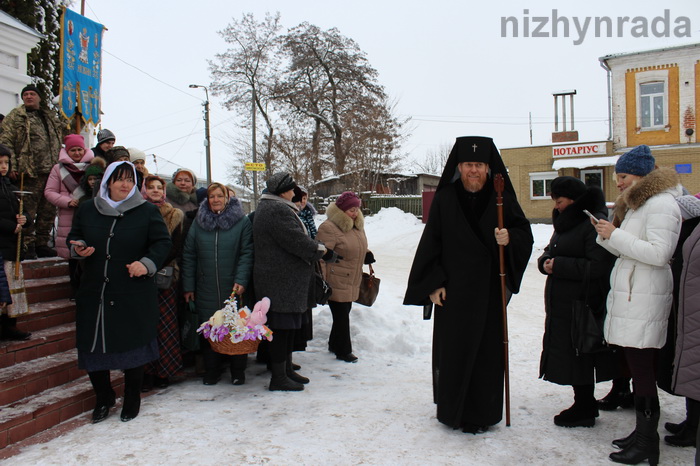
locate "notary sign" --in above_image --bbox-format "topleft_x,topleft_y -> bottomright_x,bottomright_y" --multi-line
552,142 -> 606,158
59,7 -> 104,124
245,163 -> 266,171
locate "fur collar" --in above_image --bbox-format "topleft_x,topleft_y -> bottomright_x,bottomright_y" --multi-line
325,202 -> 364,233
552,187 -> 607,233
166,182 -> 198,206
195,196 -> 245,231
613,167 -> 681,224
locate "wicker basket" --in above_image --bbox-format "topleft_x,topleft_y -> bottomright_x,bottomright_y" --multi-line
210,336 -> 260,355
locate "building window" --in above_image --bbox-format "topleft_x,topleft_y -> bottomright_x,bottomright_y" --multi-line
580,169 -> 603,190
530,172 -> 558,200
640,82 -> 665,128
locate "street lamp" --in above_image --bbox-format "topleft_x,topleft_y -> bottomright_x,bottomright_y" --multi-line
189,84 -> 212,185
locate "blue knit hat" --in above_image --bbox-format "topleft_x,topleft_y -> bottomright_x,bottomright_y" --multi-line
615,145 -> 655,176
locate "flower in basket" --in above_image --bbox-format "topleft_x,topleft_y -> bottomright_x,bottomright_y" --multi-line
197,296 -> 273,343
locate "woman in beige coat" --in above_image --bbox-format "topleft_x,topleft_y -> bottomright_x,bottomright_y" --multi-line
317,191 -> 374,363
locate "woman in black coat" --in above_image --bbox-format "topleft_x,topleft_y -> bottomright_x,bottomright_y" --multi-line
67,162 -> 171,423
538,176 -> 617,428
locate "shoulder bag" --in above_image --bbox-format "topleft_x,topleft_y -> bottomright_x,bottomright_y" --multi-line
314,261 -> 332,305
355,263 -> 380,307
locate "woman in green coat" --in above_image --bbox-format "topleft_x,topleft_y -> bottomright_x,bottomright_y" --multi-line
182,183 -> 254,385
68,161 -> 171,424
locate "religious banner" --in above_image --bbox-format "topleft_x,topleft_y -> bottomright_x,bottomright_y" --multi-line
59,7 -> 104,124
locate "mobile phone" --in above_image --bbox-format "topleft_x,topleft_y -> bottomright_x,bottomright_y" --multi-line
582,209 -> 599,223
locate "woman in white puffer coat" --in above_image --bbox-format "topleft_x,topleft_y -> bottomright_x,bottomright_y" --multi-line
593,145 -> 682,466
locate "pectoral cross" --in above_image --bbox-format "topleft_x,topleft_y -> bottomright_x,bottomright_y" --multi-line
472,144 -> 478,152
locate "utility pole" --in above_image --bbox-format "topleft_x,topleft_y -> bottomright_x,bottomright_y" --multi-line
252,87 -> 258,209
188,84 -> 212,185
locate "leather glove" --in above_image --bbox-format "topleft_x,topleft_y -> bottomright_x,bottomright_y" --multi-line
364,251 -> 376,264
322,248 -> 342,263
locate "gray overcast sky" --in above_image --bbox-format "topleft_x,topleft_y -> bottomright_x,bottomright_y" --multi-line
83,0 -> 700,182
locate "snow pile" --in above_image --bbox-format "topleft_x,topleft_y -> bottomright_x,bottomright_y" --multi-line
7,209 -> 693,465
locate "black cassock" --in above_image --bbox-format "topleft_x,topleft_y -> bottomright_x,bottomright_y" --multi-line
404,179 -> 533,429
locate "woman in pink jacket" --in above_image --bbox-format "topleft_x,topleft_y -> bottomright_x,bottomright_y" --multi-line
44,134 -> 94,292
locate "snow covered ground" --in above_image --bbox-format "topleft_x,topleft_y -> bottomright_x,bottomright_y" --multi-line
5,208 -> 695,465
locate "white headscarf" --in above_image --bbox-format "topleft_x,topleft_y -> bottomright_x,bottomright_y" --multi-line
99,161 -> 138,209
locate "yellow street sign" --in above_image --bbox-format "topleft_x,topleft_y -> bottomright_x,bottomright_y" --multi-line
245,162 -> 266,171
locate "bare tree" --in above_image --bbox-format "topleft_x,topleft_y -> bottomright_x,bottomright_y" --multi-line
277,23 -> 390,174
209,12 -> 282,177
411,141 -> 453,175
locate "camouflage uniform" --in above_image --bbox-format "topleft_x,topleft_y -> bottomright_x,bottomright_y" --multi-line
0,105 -> 64,249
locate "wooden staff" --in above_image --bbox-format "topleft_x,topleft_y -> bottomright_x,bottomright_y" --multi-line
494,173 -> 511,426
14,174 -> 25,279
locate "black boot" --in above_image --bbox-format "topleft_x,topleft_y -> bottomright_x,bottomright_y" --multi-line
89,370 -> 116,423
141,373 -> 154,393
665,397 -> 699,447
286,354 -> 309,384
554,384 -> 598,428
202,345 -> 221,385
121,366 -> 144,422
230,354 -> 247,386
0,314 -> 31,341
269,362 -> 303,391
609,395 -> 660,466
612,430 -> 636,450
598,377 -> 633,411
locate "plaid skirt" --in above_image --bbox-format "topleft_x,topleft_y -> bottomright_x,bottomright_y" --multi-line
145,284 -> 184,378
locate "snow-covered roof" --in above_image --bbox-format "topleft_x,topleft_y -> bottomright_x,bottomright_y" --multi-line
0,10 -> 44,40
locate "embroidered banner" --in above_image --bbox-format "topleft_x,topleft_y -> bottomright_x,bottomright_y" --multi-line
59,7 -> 104,124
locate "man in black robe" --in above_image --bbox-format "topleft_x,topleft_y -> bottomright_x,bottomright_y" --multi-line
404,136 -> 533,433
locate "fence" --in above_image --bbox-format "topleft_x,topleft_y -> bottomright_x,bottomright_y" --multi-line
364,195 -> 422,217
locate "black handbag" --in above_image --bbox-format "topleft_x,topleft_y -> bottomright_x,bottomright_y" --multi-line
571,263 -> 609,355
181,300 -> 201,351
155,266 -> 174,290
314,261 -> 332,305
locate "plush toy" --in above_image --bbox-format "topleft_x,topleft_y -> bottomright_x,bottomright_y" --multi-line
248,297 -> 270,327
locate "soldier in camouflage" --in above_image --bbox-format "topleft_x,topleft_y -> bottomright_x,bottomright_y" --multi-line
0,84 -> 66,258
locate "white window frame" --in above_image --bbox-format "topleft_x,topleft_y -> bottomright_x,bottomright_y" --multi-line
635,70 -> 669,131
580,169 -> 603,190
529,171 -> 558,200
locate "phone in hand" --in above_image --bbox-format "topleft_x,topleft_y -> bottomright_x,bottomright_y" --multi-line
582,209 -> 599,224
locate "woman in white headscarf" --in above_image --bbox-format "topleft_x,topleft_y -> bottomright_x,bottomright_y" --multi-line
67,161 -> 171,424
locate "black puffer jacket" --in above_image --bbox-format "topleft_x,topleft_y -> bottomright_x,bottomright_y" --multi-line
0,173 -> 31,259
537,187 -> 617,385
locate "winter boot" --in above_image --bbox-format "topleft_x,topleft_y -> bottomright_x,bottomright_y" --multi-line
554,384 -> 598,428
230,354 -> 247,386
202,345 -> 222,385
121,366 -> 144,422
269,362 -> 304,391
0,314 -> 31,341
664,397 -> 698,447
88,370 -> 116,423
286,354 -> 309,384
598,377 -> 633,411
609,395 -> 660,466
612,430 -> 636,450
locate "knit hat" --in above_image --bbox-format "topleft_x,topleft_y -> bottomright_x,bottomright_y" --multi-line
97,129 -> 116,145
615,145 -> 655,176
63,134 -> 85,151
0,143 -> 11,157
105,146 -> 130,163
676,195 -> 700,220
85,163 -> 105,177
266,172 -> 296,195
550,176 -> 586,200
335,191 -> 361,211
172,168 -> 197,185
21,84 -> 40,97
128,147 -> 146,163
292,186 -> 308,203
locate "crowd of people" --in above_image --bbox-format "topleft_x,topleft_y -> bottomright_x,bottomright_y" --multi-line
1,86 -> 700,464
0,85 -> 372,423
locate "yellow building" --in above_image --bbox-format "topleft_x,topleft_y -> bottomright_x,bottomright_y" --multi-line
501,43 -> 700,221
